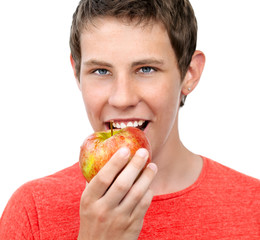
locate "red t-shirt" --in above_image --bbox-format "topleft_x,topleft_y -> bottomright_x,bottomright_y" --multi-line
0,157 -> 259,239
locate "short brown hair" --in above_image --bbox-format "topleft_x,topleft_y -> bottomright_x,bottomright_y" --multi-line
70,0 -> 197,81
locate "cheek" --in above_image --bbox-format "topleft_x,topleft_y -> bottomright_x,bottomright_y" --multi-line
150,81 -> 181,140
148,86 -> 180,155
80,84 -> 105,124
81,86 -> 94,109
146,80 -> 181,114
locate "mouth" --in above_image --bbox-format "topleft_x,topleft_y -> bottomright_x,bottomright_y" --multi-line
105,119 -> 149,131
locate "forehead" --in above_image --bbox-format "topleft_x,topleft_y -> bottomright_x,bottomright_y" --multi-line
79,16 -> 177,67
80,16 -> 171,49
81,16 -> 168,39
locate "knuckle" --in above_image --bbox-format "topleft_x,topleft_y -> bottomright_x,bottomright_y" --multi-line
96,206 -> 109,223
94,172 -> 112,187
80,200 -> 94,219
114,180 -> 129,193
131,188 -> 143,202
112,154 -> 126,168
131,155 -> 146,170
110,149 -> 129,169
112,209 -> 131,228
80,190 -> 92,208
80,196 -> 91,208
112,214 -> 125,226
143,165 -> 157,181
128,218 -> 144,233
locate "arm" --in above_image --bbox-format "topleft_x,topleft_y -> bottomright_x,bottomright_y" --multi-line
0,183 -> 37,240
78,147 -> 157,240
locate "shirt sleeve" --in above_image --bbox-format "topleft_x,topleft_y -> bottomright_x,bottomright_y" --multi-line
0,182 -> 39,240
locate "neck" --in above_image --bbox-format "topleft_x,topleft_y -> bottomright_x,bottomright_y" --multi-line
150,115 -> 203,196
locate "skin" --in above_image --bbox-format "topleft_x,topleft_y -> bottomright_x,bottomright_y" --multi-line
71,16 -> 205,240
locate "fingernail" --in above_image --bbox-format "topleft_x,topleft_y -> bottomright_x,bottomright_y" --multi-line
118,147 -> 130,158
147,163 -> 158,173
136,148 -> 148,159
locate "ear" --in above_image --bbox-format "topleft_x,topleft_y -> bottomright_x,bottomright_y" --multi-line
181,50 -> 206,96
70,54 -> 81,90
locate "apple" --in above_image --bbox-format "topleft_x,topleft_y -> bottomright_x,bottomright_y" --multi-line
79,126 -> 151,182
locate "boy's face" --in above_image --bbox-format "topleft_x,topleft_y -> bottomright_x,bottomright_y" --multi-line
77,17 -> 183,159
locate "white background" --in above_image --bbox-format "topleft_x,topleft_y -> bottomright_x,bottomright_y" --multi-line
0,0 -> 259,215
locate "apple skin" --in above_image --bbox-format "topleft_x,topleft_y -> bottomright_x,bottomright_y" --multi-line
79,127 -> 152,182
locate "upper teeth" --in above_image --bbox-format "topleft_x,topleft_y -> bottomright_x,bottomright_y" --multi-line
112,120 -> 145,129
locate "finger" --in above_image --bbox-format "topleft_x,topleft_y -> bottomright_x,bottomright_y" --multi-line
119,163 -> 157,214
131,188 -> 154,220
84,147 -> 130,201
103,148 -> 149,208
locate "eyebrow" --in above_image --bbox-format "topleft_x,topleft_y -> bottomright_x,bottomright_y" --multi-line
131,59 -> 164,67
83,59 -> 113,68
83,58 -> 165,68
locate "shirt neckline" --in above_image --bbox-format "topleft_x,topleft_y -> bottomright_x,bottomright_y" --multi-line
152,156 -> 208,201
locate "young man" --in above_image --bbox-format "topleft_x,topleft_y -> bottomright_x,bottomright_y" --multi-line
1,0 -> 259,239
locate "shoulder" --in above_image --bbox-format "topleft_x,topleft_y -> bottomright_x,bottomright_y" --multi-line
200,157 -> 260,232
0,163 -> 85,238
17,162 -> 86,207
205,157 -> 259,186
11,162 -> 85,198
203,156 -> 260,201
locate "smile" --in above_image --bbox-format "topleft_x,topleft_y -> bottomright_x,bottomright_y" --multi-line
106,120 -> 149,131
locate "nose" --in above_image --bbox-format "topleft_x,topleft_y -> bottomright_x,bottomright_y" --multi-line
108,76 -> 140,110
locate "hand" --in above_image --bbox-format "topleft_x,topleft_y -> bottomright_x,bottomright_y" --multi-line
78,147 -> 157,240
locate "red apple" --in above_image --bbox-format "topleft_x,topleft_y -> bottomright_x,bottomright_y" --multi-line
79,127 -> 151,182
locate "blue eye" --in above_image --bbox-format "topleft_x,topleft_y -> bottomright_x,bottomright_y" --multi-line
139,67 -> 155,74
94,69 -> 109,75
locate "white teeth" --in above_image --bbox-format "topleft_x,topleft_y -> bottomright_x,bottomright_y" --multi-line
110,120 -> 146,129
127,122 -> 134,127
139,120 -> 145,126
